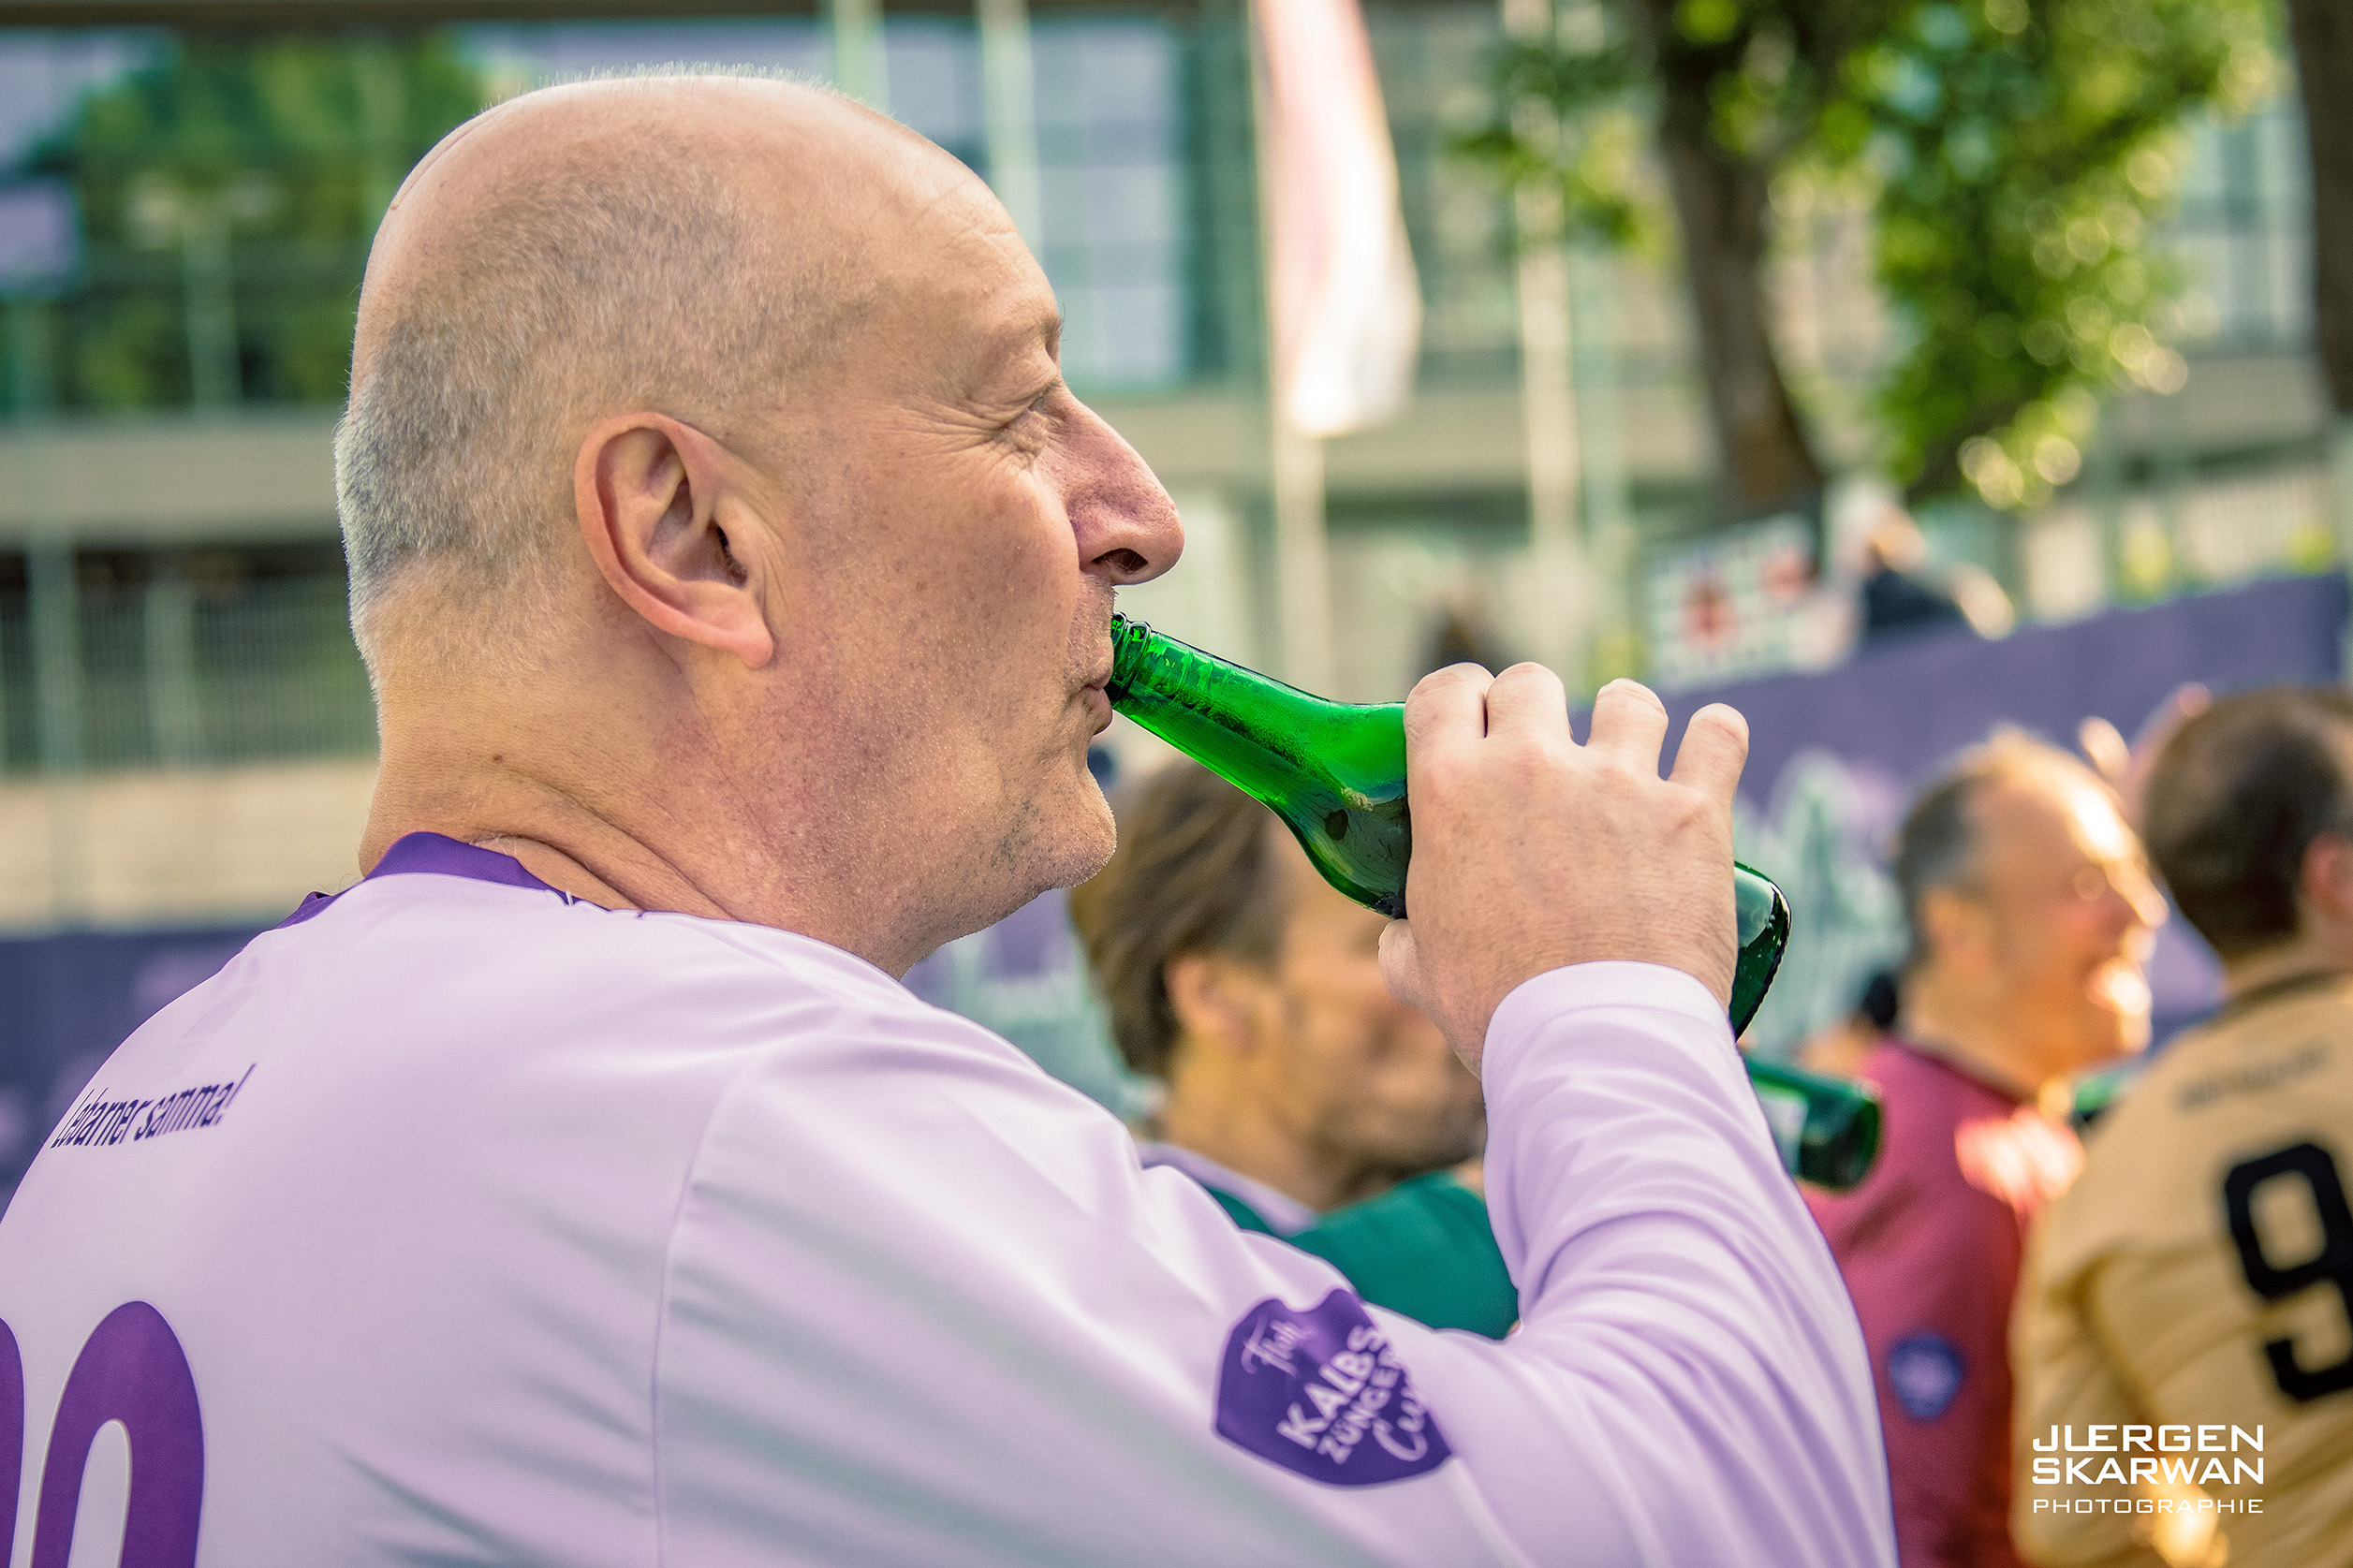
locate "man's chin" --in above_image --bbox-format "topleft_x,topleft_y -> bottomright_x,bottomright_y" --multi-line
2079,961 -> 2154,1059
2070,1006 -> 2152,1071
993,767 -> 1117,901
1037,784 -> 1119,891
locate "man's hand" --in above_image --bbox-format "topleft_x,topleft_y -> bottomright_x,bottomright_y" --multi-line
1378,666 -> 1749,1069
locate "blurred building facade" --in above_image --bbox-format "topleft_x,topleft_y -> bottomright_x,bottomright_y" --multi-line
0,0 -> 2334,935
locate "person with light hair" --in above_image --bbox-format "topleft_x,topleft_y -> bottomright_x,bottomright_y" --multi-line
0,76 -> 1890,1565
1808,731 -> 2164,1568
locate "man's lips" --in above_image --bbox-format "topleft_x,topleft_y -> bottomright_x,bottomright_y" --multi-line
1081,681 -> 1112,735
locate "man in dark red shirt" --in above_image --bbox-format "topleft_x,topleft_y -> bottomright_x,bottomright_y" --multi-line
1809,732 -> 2165,1567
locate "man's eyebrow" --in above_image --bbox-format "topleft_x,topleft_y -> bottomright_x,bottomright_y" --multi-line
1001,306 -> 1062,362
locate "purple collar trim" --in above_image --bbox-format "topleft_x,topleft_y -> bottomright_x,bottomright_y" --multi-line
278,832 -> 558,928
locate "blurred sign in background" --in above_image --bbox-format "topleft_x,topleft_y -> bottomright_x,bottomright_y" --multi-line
1,0 -> 2348,1199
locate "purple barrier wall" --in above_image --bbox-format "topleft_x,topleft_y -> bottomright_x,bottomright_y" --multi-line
1633,573 -> 2350,1056
1674,572 -> 2350,802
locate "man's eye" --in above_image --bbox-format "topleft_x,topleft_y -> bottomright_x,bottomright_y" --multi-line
1007,388 -> 1060,447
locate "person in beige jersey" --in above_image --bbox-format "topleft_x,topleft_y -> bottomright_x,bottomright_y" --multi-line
2012,686 -> 2353,1568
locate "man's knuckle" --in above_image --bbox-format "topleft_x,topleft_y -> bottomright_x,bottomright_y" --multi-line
1666,789 -> 1725,838
1498,734 -> 1553,778
1419,751 -> 1470,800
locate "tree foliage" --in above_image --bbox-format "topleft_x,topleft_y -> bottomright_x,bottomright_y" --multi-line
1463,0 -> 2276,508
29,33 -> 486,409
1852,0 -> 2274,507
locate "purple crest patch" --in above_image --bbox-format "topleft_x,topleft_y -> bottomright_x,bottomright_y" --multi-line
1214,1290 -> 1451,1487
1887,1332 -> 1966,1423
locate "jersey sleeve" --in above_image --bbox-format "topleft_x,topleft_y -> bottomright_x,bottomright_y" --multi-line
1448,963 -> 1894,1566
649,960 -> 1892,1567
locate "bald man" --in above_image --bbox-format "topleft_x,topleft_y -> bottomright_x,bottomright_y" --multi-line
0,79 -> 1890,1566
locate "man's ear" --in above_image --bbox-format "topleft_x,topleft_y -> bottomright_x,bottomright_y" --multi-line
2301,832 -> 2353,927
1918,886 -> 1990,975
575,413 -> 774,667
1166,953 -> 1267,1059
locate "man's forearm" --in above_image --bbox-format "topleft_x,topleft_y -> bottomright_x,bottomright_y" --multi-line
1450,962 -> 1893,1566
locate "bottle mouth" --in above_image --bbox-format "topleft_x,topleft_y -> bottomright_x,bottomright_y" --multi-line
1107,613 -> 1153,704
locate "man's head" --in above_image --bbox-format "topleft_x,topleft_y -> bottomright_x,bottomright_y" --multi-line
2142,686 -> 2353,975
1894,731 -> 2165,1089
341,76 -> 1181,971
1071,763 -> 1482,1209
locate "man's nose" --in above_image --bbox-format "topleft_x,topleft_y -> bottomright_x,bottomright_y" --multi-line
2102,876 -> 2168,937
1061,399 -> 1184,586
2113,865 -> 2168,931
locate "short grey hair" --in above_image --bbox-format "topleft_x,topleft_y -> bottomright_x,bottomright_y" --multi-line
335,71 -> 860,677
1892,729 -> 2102,968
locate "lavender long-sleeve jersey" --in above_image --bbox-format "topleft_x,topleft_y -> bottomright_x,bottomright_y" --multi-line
0,835 -> 1892,1566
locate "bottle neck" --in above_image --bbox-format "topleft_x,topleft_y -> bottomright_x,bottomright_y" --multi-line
1106,615 -> 1346,780
1110,615 -> 1319,713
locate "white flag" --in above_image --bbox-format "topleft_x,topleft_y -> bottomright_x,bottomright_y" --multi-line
1256,0 -> 1423,439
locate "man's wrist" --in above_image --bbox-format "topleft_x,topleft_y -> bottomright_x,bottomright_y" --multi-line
1480,961 -> 1730,1092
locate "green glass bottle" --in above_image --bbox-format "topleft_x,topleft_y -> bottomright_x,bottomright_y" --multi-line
1105,613 -> 1882,1191
1746,1060 -> 1884,1192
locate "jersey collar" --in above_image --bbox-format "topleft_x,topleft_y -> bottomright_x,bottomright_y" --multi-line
2213,967 -> 2351,1024
277,833 -> 557,928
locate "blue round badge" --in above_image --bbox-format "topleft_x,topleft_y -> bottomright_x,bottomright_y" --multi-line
1887,1333 -> 1967,1422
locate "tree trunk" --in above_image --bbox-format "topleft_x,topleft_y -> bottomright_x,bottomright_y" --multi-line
1625,0 -> 1827,511
1655,128 -> 1828,509
2288,0 -> 2353,415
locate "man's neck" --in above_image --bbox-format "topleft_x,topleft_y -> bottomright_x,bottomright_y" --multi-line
364,731 -> 731,919
1895,981 -> 2047,1103
1156,1064 -> 1385,1215
360,637 -> 1047,978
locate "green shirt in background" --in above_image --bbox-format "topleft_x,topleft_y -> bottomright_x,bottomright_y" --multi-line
1141,1145 -> 1518,1341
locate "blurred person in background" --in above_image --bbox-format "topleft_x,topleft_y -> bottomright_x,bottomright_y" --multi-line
2013,687 -> 2353,1568
1810,732 -> 2165,1567
1860,509 -> 2015,647
1860,510 -> 1969,643
1070,761 -> 1515,1338
1422,585 -> 1507,677
1801,967 -> 1903,1078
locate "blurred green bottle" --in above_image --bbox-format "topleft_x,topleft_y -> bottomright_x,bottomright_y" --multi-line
1104,613 -> 1882,1190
